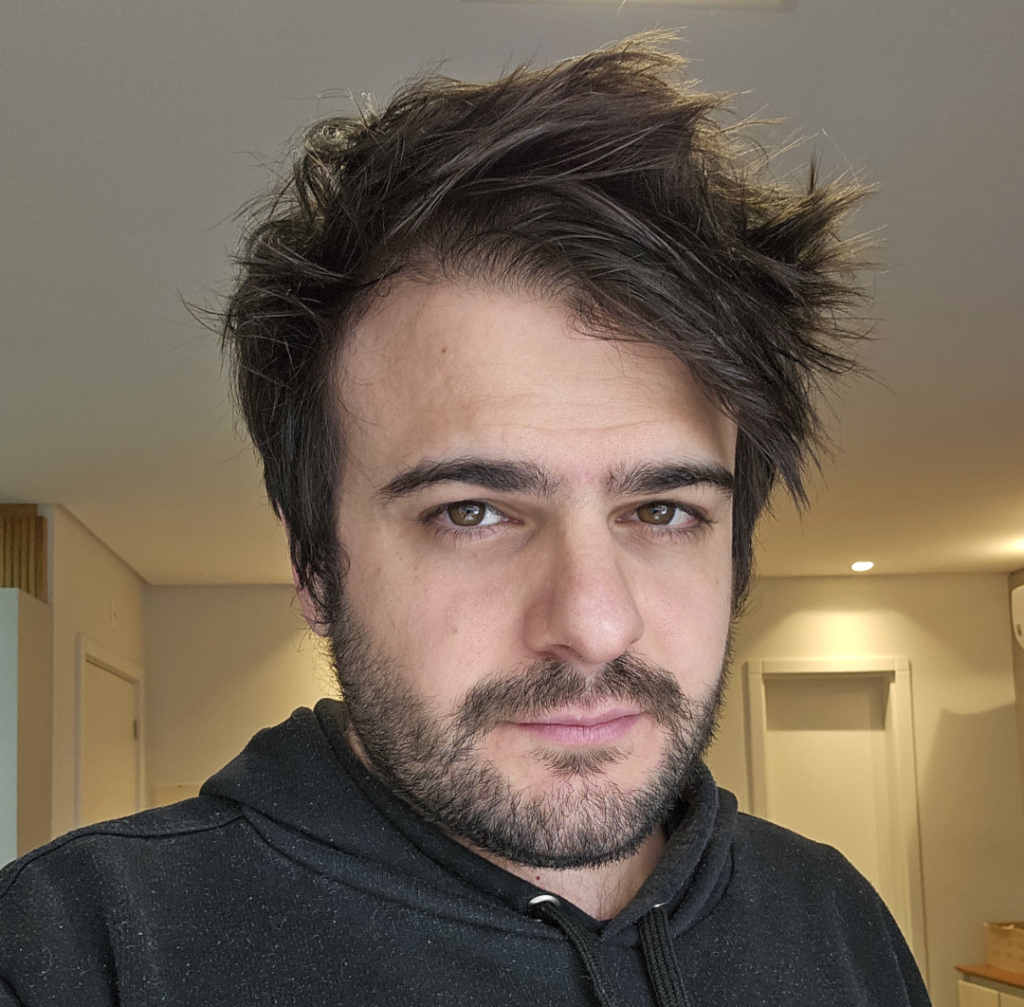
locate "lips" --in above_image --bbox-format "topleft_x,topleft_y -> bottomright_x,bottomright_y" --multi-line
512,708 -> 642,746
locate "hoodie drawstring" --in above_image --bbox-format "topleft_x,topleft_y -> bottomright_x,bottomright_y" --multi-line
528,896 -> 690,1007
638,905 -> 691,1007
528,896 -> 624,1007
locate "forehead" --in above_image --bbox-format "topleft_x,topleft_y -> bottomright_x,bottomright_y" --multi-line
336,280 -> 736,480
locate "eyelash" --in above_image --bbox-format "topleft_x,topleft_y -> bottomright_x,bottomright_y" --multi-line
422,500 -> 711,543
422,502 -> 508,543
622,503 -> 710,539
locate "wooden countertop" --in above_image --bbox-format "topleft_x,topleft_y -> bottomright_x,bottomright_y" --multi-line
956,964 -> 1024,990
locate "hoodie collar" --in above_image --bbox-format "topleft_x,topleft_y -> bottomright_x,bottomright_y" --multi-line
202,699 -> 735,937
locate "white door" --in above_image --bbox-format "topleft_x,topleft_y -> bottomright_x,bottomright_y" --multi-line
746,658 -> 927,973
763,673 -> 894,899
79,659 -> 138,826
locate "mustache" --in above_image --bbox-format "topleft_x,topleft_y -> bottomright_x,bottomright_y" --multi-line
451,653 -> 696,739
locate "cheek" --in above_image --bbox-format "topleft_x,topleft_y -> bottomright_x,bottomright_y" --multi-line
344,538 -> 522,700
634,542 -> 733,691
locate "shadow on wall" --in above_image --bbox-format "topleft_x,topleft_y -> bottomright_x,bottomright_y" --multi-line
916,703 -> 1024,993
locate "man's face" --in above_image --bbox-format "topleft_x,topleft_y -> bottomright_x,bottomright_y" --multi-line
325,280 -> 736,867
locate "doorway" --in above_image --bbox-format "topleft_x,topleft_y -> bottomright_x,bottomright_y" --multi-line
745,657 -> 927,972
76,637 -> 143,827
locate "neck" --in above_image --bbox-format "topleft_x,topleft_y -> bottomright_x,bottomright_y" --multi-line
456,826 -> 667,921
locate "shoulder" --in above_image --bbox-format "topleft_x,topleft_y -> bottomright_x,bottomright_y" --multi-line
0,796 -> 243,902
732,810 -> 862,868
0,799 -> 244,1003
726,811 -> 917,964
707,812 -> 930,1005
730,811 -> 881,906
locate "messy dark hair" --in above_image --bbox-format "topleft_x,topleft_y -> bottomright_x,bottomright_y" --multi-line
222,34 -> 869,623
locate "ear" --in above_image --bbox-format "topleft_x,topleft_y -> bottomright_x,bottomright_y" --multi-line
279,508 -> 331,638
291,560 -> 330,638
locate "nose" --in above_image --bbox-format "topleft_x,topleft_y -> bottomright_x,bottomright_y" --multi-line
522,521 -> 645,668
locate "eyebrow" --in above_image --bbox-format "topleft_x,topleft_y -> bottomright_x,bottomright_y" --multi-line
608,461 -> 734,498
376,455 -> 733,502
376,458 -> 557,501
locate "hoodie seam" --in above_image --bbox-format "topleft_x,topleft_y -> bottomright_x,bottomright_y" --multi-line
240,807 -> 570,942
0,805 -> 244,901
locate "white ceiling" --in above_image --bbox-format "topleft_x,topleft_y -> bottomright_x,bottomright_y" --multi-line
2,0 -> 1022,584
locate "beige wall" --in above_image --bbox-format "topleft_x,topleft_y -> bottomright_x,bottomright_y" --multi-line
15,590 -> 53,856
706,573 -> 1024,1007
41,506 -> 146,837
143,585 -> 331,795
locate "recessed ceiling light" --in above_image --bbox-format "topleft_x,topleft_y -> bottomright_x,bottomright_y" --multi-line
851,561 -> 874,572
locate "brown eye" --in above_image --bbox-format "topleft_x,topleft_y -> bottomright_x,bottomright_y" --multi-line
636,502 -> 678,525
446,501 -> 487,526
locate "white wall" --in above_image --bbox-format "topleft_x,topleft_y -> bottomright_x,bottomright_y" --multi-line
144,585 -> 331,796
41,506 -> 145,837
706,573 -> 1024,1007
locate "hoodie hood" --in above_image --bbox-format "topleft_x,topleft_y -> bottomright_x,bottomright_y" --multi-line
202,699 -> 736,941
2,699 -> 930,1007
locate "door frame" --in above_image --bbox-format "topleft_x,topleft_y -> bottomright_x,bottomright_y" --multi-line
744,656 -> 927,974
75,635 -> 144,827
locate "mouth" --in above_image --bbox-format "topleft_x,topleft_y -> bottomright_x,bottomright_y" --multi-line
511,707 -> 643,747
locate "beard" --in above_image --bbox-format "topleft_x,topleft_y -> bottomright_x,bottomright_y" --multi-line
329,600 -> 727,870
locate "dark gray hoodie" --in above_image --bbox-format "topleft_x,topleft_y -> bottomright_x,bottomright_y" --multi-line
0,700 -> 930,1006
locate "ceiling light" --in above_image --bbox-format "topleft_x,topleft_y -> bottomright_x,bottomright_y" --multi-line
850,561 -> 874,572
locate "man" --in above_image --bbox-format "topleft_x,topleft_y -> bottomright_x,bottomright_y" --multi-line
0,37 -> 930,1006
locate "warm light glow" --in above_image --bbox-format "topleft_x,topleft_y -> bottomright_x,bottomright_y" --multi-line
850,561 -> 874,572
